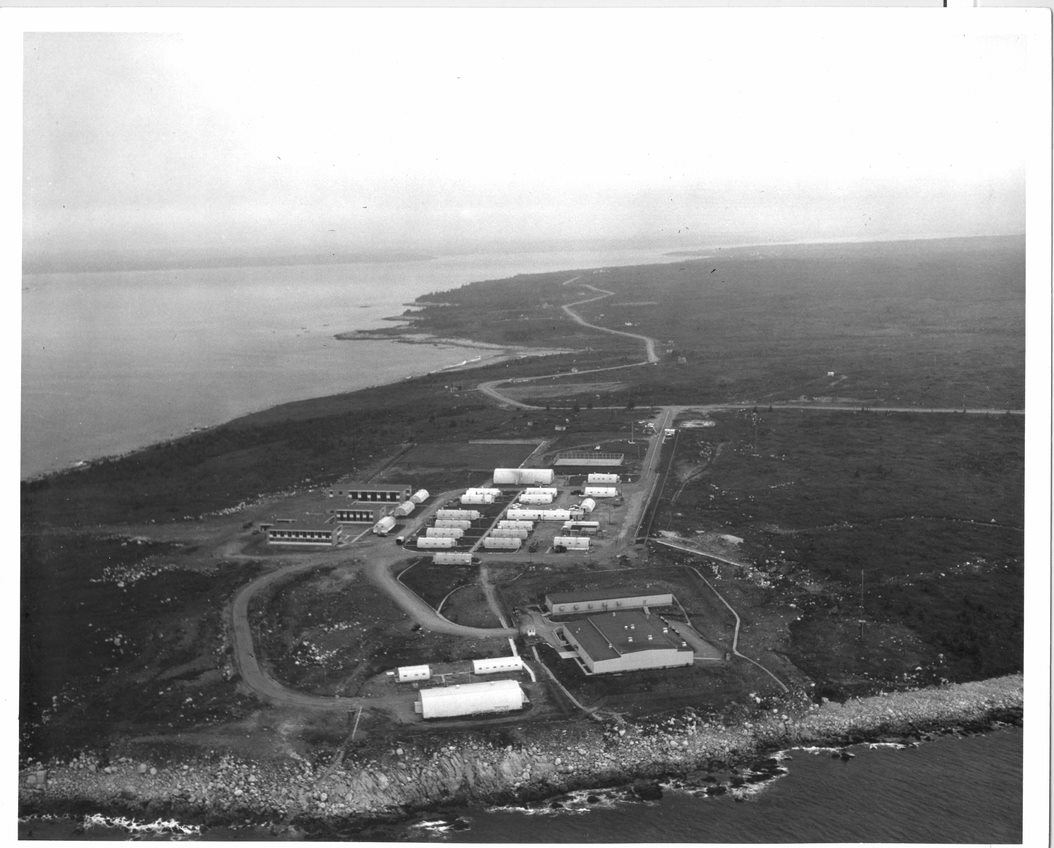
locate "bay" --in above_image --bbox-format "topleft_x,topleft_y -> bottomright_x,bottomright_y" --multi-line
21,247 -> 672,479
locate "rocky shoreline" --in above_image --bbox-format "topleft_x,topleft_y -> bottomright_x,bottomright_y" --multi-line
19,674 -> 1023,835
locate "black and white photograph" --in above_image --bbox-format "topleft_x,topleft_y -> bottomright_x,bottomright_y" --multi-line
12,5 -> 1050,842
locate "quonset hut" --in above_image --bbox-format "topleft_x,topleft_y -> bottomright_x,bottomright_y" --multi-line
493,468 -> 555,486
416,680 -> 525,719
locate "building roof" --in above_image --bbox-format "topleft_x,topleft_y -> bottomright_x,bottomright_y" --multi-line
329,478 -> 409,491
264,512 -> 336,531
565,610 -> 684,662
546,587 -> 669,605
418,679 -> 522,702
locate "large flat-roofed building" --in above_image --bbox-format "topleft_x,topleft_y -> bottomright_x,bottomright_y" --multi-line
328,501 -> 392,524
325,478 -> 412,502
416,679 -> 525,719
553,451 -> 624,469
260,515 -> 343,548
545,588 -> 674,616
563,609 -> 693,675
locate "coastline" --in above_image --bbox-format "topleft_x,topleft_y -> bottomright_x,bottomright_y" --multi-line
18,674 -> 1022,833
20,334 -> 568,484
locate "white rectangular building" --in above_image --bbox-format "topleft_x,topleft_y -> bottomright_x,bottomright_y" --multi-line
472,656 -> 523,675
433,551 -> 474,565
587,473 -> 621,484
425,527 -> 465,539
493,468 -> 555,486
482,536 -> 521,551
397,664 -> 431,682
437,509 -> 482,521
460,492 -> 494,505
417,680 -> 525,719
497,520 -> 534,530
518,492 -> 554,505
489,527 -> 529,539
583,486 -> 619,498
416,536 -> 456,549
553,536 -> 590,551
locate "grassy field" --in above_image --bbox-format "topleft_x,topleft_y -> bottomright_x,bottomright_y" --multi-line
401,236 -> 1025,410
650,409 -> 1024,697
20,534 -> 260,760
250,564 -> 509,697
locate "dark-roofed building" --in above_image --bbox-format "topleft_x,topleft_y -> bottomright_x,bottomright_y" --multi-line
553,450 -> 624,470
260,514 -> 343,548
545,588 -> 674,616
328,501 -> 393,524
562,610 -> 693,674
325,479 -> 412,502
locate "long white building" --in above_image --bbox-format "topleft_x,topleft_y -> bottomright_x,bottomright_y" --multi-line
417,680 -> 525,719
493,468 -> 555,486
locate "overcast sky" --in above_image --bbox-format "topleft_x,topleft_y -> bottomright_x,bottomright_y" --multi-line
20,9 -> 1034,264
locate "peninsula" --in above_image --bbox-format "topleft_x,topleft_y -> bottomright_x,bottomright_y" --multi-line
20,236 -> 1025,835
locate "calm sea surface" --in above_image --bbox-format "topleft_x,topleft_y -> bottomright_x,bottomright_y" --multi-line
439,729 -> 1024,844
21,248 -> 671,479
18,728 -> 1024,842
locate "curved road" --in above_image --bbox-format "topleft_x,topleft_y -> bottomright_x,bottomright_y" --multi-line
229,489 -> 515,711
230,276 -> 1022,712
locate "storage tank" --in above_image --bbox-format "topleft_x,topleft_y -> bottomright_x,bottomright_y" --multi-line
493,468 -> 555,486
436,509 -> 482,521
496,520 -> 534,530
433,551 -> 474,566
397,664 -> 431,683
553,536 -> 590,551
482,536 -> 522,551
578,498 -> 596,514
416,536 -> 456,549
489,527 -> 529,539
426,527 -> 465,539
417,680 -> 524,719
460,493 -> 494,505
583,486 -> 619,498
472,656 -> 522,675
410,489 -> 430,504
587,473 -> 620,484
393,501 -> 416,517
434,519 -> 472,530
372,515 -> 397,536
518,492 -> 553,505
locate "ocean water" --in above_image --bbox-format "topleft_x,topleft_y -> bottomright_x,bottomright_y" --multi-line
17,727 -> 1024,842
21,248 -> 672,479
438,727 -> 1024,844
